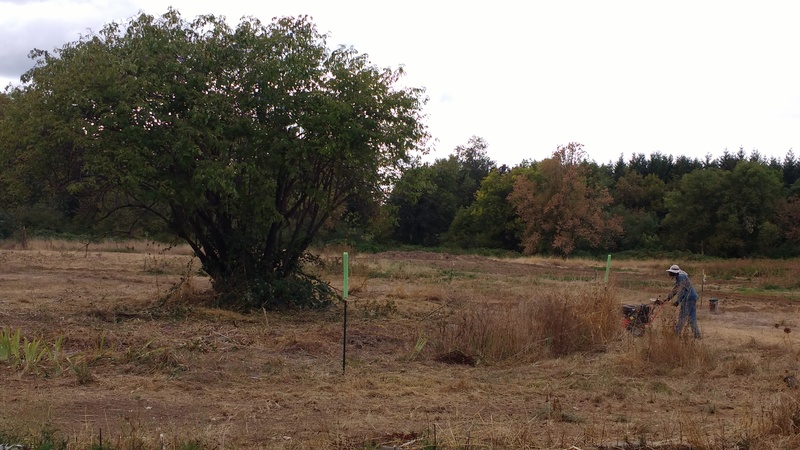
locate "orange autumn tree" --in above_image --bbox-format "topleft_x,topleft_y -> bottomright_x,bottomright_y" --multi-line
509,143 -> 623,255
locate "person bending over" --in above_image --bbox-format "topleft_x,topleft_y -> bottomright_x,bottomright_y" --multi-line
666,264 -> 701,339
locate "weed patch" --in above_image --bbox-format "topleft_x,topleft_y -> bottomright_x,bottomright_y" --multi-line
0,327 -> 64,376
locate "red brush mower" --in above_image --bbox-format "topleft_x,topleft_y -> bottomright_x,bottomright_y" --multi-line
621,298 -> 667,336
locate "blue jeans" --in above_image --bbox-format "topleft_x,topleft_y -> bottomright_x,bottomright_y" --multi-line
675,299 -> 701,338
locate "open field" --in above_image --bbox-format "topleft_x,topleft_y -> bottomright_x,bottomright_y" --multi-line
2,239 -> 800,449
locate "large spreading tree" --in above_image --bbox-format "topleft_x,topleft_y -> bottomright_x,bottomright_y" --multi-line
1,10 -> 427,308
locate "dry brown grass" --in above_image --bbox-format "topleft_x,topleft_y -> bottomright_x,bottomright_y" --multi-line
0,236 -> 195,255
615,318 -> 717,377
431,283 -> 620,364
1,244 -> 800,449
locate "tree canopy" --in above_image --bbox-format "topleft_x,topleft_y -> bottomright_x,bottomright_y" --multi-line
509,143 -> 623,256
0,10 -> 427,308
444,166 -> 525,250
389,136 -> 494,246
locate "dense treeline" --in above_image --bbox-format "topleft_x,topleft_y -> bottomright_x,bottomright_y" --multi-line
5,97 -> 799,260
380,141 -> 800,258
3,69 -> 799,261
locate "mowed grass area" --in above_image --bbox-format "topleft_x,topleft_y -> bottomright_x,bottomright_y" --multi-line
1,239 -> 800,449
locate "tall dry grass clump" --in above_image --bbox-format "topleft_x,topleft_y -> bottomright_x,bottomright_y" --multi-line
431,301 -> 541,363
753,392 -> 800,435
617,318 -> 715,375
534,283 -> 619,356
431,283 -> 620,364
730,392 -> 800,449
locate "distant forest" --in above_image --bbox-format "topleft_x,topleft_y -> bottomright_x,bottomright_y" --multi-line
380,137 -> 800,258
3,127 -> 799,259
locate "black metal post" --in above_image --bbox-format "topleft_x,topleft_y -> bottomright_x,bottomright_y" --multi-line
342,300 -> 347,375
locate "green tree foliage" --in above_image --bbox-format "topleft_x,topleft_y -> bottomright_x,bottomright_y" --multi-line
777,190 -> 800,245
0,84 -> 92,236
672,155 -> 704,181
387,161 -> 453,246
646,151 -> 674,182
662,161 -> 783,257
0,89 -> 74,212
509,143 -> 623,255
613,171 -> 666,212
783,150 -> 800,188
762,175 -> 800,256
444,166 -> 528,250
628,153 -> 649,175
452,136 -> 495,206
716,148 -> 746,171
610,171 -> 666,250
2,10 -> 427,308
661,169 -> 724,253
389,137 -> 494,246
610,206 -> 661,251
711,161 -> 783,256
609,151 -> 702,186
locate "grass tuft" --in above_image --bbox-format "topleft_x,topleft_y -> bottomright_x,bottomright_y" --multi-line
617,319 -> 716,376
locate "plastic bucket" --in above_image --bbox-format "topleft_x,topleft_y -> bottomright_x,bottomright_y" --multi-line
709,297 -> 719,313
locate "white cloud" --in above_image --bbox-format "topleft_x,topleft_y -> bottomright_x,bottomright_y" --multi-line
2,0 -> 799,166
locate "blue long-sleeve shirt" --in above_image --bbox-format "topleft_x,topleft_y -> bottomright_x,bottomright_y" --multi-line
668,271 -> 698,304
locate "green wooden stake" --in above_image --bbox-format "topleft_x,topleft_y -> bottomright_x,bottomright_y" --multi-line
342,252 -> 349,375
343,252 -> 349,299
604,254 -> 611,284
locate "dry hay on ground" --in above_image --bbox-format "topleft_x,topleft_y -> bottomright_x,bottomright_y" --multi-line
1,247 -> 799,449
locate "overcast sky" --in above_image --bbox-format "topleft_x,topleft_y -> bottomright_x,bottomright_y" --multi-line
2,0 -> 799,167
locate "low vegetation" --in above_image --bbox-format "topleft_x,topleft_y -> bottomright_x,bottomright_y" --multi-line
1,241 -> 800,448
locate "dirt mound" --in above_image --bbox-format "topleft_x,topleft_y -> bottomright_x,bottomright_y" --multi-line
434,350 -> 477,366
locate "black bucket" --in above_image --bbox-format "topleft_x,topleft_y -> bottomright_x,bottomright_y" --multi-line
709,297 -> 719,313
